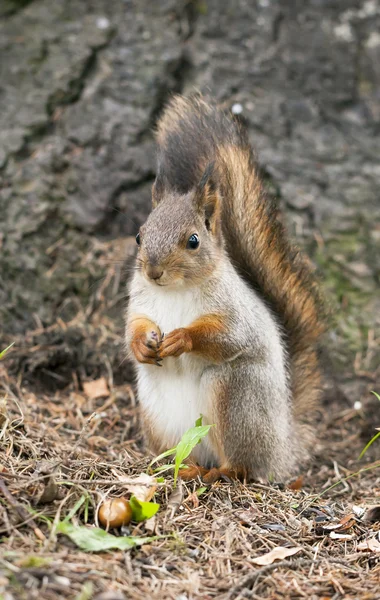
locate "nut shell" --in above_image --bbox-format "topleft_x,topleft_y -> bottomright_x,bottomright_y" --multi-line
98,497 -> 132,528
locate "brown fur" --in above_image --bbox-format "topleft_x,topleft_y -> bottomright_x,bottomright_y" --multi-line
178,465 -> 246,483
159,314 -> 228,362
128,315 -> 162,365
155,94 -> 324,449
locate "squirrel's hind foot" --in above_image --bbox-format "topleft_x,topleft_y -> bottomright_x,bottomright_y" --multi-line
178,465 -> 244,484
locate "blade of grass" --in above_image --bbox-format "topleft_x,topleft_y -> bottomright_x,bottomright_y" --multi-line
63,495 -> 86,523
0,343 -> 15,360
359,431 -> 380,460
359,391 -> 380,459
298,462 -> 380,515
149,447 -> 176,468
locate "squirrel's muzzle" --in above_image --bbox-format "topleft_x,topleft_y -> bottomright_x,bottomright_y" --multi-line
146,264 -> 164,281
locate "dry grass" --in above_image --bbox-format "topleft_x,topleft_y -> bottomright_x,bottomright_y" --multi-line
1,365 -> 379,600
0,237 -> 379,599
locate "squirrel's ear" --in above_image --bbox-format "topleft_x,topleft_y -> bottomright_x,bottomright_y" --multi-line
195,163 -> 221,236
152,171 -> 166,208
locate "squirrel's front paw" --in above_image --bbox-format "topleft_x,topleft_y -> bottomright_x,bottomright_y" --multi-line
131,327 -> 162,366
159,328 -> 193,359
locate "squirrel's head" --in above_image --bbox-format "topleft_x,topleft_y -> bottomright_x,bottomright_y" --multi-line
136,164 -> 222,287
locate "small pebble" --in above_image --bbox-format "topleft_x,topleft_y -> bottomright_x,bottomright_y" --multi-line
231,103 -> 243,115
96,17 -> 110,30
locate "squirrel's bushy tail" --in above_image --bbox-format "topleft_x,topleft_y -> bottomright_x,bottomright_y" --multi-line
156,94 -> 324,434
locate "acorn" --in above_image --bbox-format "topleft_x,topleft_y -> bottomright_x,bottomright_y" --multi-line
98,497 -> 132,528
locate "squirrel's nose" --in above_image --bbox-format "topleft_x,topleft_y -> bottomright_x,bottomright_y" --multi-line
146,264 -> 164,281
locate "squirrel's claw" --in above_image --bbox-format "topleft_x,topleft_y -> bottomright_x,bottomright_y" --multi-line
131,337 -> 161,365
159,328 -> 192,359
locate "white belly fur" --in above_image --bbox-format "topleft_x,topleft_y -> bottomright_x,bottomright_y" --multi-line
134,284 -> 217,465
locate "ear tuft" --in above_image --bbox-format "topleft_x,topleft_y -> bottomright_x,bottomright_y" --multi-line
195,163 -> 221,238
198,161 -> 216,195
152,171 -> 166,208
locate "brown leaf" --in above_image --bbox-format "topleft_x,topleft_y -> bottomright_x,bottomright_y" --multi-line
83,378 -> 109,400
357,536 -> 380,552
288,476 -> 303,491
252,546 -> 302,566
144,515 -> 157,534
338,513 -> 356,531
38,477 -> 58,504
363,506 -> 380,523
167,480 -> 183,518
235,507 -> 261,525
185,491 -> 200,508
125,473 -> 157,502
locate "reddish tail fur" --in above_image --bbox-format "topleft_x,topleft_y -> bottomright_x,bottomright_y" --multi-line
156,95 -> 324,432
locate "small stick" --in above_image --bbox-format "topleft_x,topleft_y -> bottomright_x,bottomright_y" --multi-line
0,476 -> 45,541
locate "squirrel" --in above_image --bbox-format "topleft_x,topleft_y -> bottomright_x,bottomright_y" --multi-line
125,94 -> 323,483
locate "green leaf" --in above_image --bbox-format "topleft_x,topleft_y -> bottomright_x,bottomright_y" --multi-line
57,521 -> 156,552
196,486 -> 207,497
0,343 -> 14,360
174,424 -> 212,486
148,416 -> 213,486
149,446 -> 177,467
371,391 -> 380,402
129,496 -> 160,523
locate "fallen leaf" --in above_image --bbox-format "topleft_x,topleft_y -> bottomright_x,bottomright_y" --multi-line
363,506 -> 380,523
125,473 -> 157,502
337,513 -> 356,532
261,523 -> 286,532
34,460 -> 59,504
129,496 -> 160,522
357,536 -> 380,553
236,507 -> 261,525
83,378 -> 109,400
144,516 -> 157,534
167,480 -> 183,518
339,513 -> 356,526
252,546 -> 302,565
57,521 -> 156,552
185,492 -> 199,508
330,531 -> 354,540
38,477 -> 58,504
320,523 -> 344,532
352,505 -> 366,518
288,476 -> 303,491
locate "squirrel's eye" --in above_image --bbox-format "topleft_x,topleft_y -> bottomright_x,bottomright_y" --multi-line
136,233 -> 140,246
187,233 -> 200,250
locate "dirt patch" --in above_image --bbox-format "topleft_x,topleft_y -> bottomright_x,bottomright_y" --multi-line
1,357 -> 379,599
